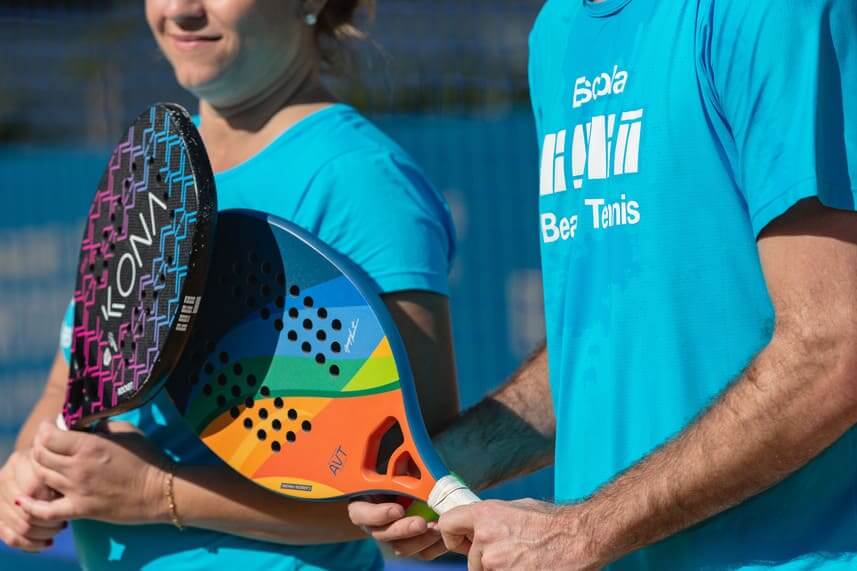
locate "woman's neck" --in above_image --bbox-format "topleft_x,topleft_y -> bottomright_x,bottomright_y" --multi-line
198,61 -> 337,172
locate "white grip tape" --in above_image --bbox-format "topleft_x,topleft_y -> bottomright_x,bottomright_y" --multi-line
427,474 -> 480,515
56,413 -> 68,431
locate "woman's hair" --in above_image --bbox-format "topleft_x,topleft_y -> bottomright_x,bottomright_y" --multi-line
314,0 -> 375,69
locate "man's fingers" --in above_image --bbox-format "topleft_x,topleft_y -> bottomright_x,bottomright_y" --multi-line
438,504 -> 476,554
347,500 -> 405,527
467,541 -> 483,571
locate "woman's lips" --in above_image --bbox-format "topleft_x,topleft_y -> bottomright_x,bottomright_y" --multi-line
167,33 -> 221,51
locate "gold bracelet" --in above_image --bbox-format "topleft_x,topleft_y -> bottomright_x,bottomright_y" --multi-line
164,464 -> 184,531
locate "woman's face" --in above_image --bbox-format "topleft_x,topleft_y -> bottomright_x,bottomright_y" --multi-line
146,0 -> 312,107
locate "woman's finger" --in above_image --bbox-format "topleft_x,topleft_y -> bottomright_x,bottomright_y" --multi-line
369,515 -> 429,542
31,441 -> 72,472
390,528 -> 444,557
0,524 -> 53,553
347,500 -> 405,528
415,537 -> 448,561
15,495 -> 76,523
31,462 -> 73,495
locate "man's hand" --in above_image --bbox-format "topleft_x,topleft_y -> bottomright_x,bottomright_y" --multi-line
0,449 -> 65,552
348,499 -> 447,560
438,499 -> 600,571
18,421 -> 171,525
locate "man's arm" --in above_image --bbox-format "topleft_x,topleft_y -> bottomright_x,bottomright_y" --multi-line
435,345 -> 554,490
578,200 -> 857,562
438,199 -> 857,569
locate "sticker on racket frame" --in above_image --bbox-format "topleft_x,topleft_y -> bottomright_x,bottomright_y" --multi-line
62,103 -> 217,429
167,210 -> 477,514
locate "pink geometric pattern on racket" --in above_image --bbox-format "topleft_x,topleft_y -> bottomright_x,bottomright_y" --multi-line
63,103 -> 216,429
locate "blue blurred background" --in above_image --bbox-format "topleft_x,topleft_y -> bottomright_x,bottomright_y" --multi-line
0,1 -> 547,567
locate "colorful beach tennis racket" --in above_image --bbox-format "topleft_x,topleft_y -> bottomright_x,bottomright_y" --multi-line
61,103 -> 217,429
166,209 -> 478,514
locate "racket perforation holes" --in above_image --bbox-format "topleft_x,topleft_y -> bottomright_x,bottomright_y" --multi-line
276,296 -> 285,308
317,308 -> 328,319
286,431 -> 296,443
246,374 -> 257,386
271,441 -> 281,452
301,420 -> 312,432
257,429 -> 267,441
260,386 -> 271,397
260,307 -> 271,320
331,319 -> 342,331
288,308 -> 299,319
289,285 -> 300,297
316,330 -> 327,341
274,397 -> 284,409
287,408 -> 297,420
329,365 -> 340,377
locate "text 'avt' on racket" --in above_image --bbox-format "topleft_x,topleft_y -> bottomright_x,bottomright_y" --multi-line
62,103 -> 217,430
167,210 -> 478,514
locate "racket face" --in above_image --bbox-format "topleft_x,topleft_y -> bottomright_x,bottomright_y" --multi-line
168,210 -> 445,502
64,103 -> 217,429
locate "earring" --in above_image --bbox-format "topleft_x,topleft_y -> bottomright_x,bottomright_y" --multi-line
304,12 -> 317,26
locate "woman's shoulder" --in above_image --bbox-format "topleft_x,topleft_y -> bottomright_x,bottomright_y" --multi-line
288,104 -> 416,168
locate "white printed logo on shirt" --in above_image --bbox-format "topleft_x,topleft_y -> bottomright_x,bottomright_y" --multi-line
540,109 -> 644,194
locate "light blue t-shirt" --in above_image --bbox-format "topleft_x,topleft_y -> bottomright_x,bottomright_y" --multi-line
531,0 -> 857,569
60,103 -> 455,570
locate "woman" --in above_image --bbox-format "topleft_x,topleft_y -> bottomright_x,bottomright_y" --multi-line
0,0 -> 459,568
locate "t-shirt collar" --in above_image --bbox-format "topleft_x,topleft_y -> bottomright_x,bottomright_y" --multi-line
583,0 -> 634,17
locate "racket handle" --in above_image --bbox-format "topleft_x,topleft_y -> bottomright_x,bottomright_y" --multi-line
427,474 -> 480,515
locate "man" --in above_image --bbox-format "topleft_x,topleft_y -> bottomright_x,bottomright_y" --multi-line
350,0 -> 857,568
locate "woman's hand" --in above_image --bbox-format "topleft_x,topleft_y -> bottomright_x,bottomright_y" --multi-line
18,421 -> 172,525
348,499 -> 448,560
0,449 -> 65,551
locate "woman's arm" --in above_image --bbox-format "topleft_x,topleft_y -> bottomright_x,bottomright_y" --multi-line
15,350 -> 67,450
24,291 -> 461,545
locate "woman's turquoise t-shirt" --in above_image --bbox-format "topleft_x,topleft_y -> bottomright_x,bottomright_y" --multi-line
59,103 -> 455,570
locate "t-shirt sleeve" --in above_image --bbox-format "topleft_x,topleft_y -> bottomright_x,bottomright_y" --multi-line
59,297 -> 74,364
299,148 -> 456,295
698,0 -> 857,235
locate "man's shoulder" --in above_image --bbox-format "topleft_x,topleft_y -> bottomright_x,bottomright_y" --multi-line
529,0 -> 577,53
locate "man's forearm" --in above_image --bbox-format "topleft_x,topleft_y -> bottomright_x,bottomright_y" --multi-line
578,325 -> 857,565
435,345 -> 555,490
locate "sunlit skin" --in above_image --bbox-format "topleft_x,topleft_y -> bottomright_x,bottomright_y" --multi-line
144,0 -> 334,171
